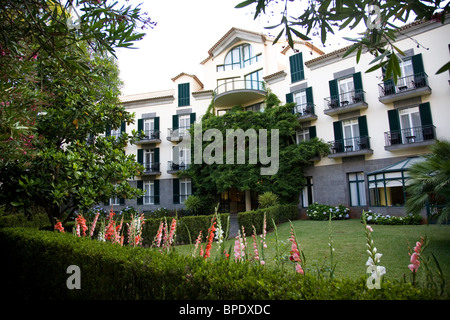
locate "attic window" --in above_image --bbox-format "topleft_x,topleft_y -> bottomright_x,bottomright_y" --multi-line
217,44 -> 260,71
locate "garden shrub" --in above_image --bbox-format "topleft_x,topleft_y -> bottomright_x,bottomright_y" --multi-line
363,210 -> 423,225
306,203 -> 349,220
0,212 -> 50,228
0,227 -> 440,300
258,191 -> 279,209
238,204 -> 298,234
140,213 -> 229,246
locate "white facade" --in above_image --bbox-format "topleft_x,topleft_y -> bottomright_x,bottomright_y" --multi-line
114,21 -> 449,217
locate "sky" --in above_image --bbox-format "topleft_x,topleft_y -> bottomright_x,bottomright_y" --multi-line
114,0 -> 363,96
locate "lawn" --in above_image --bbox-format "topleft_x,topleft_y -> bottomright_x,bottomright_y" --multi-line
174,219 -> 450,296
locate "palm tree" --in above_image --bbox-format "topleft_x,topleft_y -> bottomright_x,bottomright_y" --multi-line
406,140 -> 450,223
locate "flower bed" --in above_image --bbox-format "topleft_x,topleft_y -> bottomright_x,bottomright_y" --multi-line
306,203 -> 349,220
363,210 -> 422,225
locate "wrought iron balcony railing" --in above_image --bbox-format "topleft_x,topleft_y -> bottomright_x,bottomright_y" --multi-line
384,125 -> 436,147
324,89 -> 366,111
292,102 -> 316,117
142,162 -> 161,174
378,72 -> 429,97
167,161 -> 190,173
139,130 -> 160,141
328,136 -> 371,154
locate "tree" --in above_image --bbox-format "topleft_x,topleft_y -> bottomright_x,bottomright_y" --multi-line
236,0 -> 449,83
406,140 -> 450,223
184,94 -> 330,208
0,0 -> 155,225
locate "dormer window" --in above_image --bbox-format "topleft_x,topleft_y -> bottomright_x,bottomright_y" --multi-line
217,44 -> 260,71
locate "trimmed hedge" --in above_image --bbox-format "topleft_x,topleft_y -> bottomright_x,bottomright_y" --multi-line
238,204 -> 298,234
0,227 -> 440,300
141,213 -> 229,246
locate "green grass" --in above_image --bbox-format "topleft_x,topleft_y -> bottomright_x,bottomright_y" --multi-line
174,219 -> 450,296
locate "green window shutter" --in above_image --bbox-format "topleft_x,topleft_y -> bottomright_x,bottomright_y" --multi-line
419,102 -> 433,126
137,119 -> 143,132
119,197 -> 125,205
289,52 -> 304,83
154,117 -> 160,130
387,109 -> 402,144
173,178 -> 180,204
329,79 -> 340,106
178,83 -> 190,107
137,149 -> 143,165
412,54 -> 425,74
154,148 -> 160,164
154,180 -> 160,205
121,121 -> 126,134
309,126 -> 317,139
305,87 -> 315,114
286,93 -> 293,103
358,115 -> 370,149
353,72 -> 364,101
382,65 -> 396,95
412,54 -> 426,86
172,115 -> 179,131
190,113 -> 196,124
105,126 -> 111,137
333,121 -> 344,153
137,180 -> 143,205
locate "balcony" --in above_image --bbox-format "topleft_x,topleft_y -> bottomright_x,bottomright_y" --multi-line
292,103 -> 318,122
167,127 -> 190,142
141,163 -> 161,176
214,80 -> 266,108
384,125 -> 436,151
328,136 -> 373,159
136,130 -> 161,145
167,161 -> 190,174
324,89 -> 368,116
378,72 -> 431,103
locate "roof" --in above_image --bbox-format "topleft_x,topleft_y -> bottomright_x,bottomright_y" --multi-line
171,72 -> 204,89
368,157 -> 425,175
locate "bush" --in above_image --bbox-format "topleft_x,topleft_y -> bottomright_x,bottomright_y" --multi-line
141,213 -> 230,246
0,227 -> 440,300
258,192 -> 279,209
238,204 -> 298,234
363,210 -> 423,225
0,213 -> 50,228
306,203 -> 349,220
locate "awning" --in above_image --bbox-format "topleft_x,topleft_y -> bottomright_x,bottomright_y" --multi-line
368,156 -> 425,188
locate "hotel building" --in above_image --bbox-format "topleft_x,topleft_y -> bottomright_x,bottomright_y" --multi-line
109,18 -> 450,218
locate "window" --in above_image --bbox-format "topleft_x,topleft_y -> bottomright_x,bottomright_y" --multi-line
143,181 -> 155,205
342,119 -> 360,150
110,128 -> 121,139
180,178 -> 192,204
348,172 -> 367,206
397,59 -> 414,89
110,183 -> 120,205
289,52 -> 304,83
137,180 -> 159,205
244,69 -> 263,90
178,114 -> 191,136
172,146 -> 191,170
338,76 -> 355,105
144,118 -> 154,138
399,107 -> 422,142
137,148 -> 160,173
178,83 -> 190,107
296,129 -> 310,143
302,177 -> 314,208
245,103 -> 263,112
218,44 -> 259,71
293,90 -> 307,114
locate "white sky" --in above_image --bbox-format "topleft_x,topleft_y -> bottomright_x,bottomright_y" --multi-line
114,0 -> 365,96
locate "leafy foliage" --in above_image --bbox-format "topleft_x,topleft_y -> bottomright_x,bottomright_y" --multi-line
187,97 -> 330,204
406,140 -> 450,223
236,0 -> 450,81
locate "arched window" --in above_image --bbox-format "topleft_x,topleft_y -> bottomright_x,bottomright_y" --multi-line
217,44 -> 260,71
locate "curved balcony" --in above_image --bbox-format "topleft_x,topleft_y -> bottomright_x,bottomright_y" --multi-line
214,80 -> 266,108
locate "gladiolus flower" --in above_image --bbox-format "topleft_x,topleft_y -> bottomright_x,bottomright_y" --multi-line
54,220 -> 64,233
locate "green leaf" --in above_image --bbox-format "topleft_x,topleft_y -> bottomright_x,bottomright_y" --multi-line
235,0 -> 256,9
436,61 -> 450,74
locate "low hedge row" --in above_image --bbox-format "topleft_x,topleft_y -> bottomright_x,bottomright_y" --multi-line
0,227 -> 439,300
238,204 -> 298,234
141,213 -> 230,246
